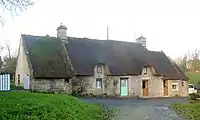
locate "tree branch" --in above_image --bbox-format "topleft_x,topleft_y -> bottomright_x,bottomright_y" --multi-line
0,0 -> 34,25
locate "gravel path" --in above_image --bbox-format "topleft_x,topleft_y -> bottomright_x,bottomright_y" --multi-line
82,98 -> 188,120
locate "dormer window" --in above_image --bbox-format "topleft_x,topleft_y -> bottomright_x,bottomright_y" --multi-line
97,64 -> 102,73
143,67 -> 147,75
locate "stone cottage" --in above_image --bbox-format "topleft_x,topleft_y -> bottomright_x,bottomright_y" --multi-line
15,23 -> 189,98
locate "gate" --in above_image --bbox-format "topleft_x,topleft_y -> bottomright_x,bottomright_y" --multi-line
0,74 -> 10,91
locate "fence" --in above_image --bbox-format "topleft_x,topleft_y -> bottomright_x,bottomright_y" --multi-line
0,74 -> 10,91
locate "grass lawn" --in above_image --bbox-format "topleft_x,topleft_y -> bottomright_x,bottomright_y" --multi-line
0,92 -> 111,120
186,72 -> 200,84
171,103 -> 200,120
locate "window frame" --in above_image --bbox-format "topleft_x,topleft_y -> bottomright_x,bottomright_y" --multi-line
143,67 -> 147,75
17,74 -> 20,85
97,64 -> 102,74
64,78 -> 70,83
96,78 -> 102,89
172,83 -> 178,90
181,81 -> 184,87
142,80 -> 146,89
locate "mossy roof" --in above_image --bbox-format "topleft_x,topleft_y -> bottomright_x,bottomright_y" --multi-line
21,34 -> 188,80
22,34 -> 73,78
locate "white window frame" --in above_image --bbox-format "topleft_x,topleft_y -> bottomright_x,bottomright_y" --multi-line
97,65 -> 102,74
143,67 -> 147,75
96,78 -> 102,89
172,83 -> 178,91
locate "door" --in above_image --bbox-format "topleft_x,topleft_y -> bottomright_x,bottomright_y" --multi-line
24,74 -> 30,89
120,78 -> 128,96
142,80 -> 149,96
163,80 -> 168,96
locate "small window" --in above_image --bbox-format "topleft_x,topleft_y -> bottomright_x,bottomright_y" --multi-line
143,67 -> 147,75
189,85 -> 194,88
65,78 -> 70,83
17,74 -> 20,85
181,81 -> 184,87
172,85 -> 177,89
163,80 -> 166,85
96,78 -> 102,88
97,65 -> 102,73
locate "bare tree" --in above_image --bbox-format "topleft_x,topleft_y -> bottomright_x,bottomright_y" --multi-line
0,45 -> 3,52
175,55 -> 187,72
0,0 -> 34,24
0,56 -> 3,68
0,45 -> 4,68
181,49 -> 200,72
5,40 -> 11,60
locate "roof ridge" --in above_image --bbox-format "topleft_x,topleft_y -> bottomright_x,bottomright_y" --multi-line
21,34 -> 143,45
68,36 -> 140,44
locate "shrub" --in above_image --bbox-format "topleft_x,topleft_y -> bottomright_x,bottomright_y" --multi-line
0,92 -> 110,120
174,94 -> 180,97
190,93 -> 200,100
10,84 -> 24,90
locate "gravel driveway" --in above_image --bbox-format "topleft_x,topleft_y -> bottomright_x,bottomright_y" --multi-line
82,98 -> 188,120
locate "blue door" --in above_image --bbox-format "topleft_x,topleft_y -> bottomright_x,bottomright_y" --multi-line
120,78 -> 128,96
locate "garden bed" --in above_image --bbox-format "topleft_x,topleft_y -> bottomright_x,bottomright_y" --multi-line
0,92 -> 113,120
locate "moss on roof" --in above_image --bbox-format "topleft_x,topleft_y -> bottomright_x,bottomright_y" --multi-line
22,35 -> 73,78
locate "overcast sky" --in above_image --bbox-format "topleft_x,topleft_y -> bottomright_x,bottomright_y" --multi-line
0,0 -> 199,59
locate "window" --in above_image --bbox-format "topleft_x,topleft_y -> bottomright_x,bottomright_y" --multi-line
64,78 -> 70,83
97,65 -> 102,73
143,67 -> 147,75
189,84 -> 194,88
172,85 -> 177,89
163,80 -> 168,87
17,74 -> 20,85
142,81 -> 146,89
96,78 -> 102,88
181,81 -> 184,87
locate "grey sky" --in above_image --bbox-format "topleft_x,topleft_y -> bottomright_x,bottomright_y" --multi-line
0,0 -> 199,59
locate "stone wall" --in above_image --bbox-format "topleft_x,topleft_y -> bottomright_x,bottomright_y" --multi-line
74,66 -> 189,98
168,80 -> 189,97
73,76 -> 106,95
148,75 -> 163,97
29,64 -> 188,98
32,79 -> 72,93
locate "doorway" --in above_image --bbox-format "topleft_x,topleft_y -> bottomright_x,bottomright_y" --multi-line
142,80 -> 149,96
163,80 -> 168,96
24,74 -> 30,89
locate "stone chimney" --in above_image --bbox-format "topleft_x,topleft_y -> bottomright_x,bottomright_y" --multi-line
136,35 -> 146,48
57,23 -> 67,40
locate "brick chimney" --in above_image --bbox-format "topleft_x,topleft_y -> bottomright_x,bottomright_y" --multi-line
57,23 -> 67,40
136,35 -> 146,48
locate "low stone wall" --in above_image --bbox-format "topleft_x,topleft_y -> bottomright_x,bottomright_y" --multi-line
32,79 -> 72,93
168,80 -> 188,97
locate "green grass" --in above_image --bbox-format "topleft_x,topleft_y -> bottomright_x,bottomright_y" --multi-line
171,103 -> 200,120
186,72 -> 200,84
0,92 -> 109,120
